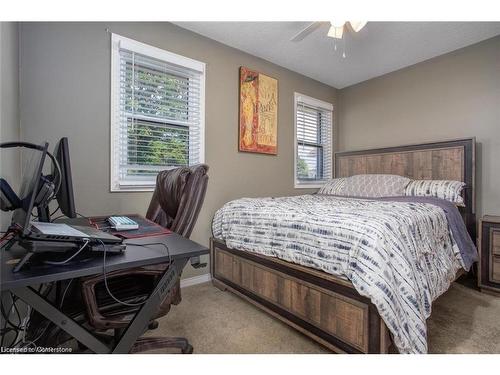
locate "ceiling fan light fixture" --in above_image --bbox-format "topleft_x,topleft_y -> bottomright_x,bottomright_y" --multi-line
349,21 -> 367,32
327,25 -> 344,39
330,21 -> 346,28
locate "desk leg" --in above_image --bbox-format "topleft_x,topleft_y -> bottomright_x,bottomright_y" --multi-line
112,258 -> 187,353
10,258 -> 189,354
11,286 -> 110,354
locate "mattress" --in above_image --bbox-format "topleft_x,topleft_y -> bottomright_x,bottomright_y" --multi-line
212,194 -> 475,353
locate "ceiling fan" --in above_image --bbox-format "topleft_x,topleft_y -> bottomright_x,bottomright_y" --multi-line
291,21 -> 367,42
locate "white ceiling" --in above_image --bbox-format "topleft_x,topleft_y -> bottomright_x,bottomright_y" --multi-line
174,22 -> 500,88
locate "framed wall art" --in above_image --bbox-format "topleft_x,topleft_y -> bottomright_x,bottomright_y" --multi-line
239,67 -> 278,155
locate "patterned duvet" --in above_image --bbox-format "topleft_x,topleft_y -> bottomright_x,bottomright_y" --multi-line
212,194 -> 471,354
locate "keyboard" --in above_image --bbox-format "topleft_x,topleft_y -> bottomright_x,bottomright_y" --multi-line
107,216 -> 139,231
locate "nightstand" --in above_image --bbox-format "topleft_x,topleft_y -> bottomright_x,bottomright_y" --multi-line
478,215 -> 500,294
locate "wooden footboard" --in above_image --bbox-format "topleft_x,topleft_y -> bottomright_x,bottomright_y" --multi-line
210,238 -> 393,353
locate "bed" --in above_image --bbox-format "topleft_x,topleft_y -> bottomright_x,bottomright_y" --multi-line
210,138 -> 476,354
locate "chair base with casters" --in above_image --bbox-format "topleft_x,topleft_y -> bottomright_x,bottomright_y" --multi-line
31,310 -> 194,354
130,337 -> 193,354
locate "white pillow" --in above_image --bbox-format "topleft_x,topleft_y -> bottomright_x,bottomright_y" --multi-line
404,180 -> 466,206
343,174 -> 411,198
317,178 -> 347,195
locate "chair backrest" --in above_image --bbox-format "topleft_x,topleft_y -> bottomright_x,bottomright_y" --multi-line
146,164 -> 209,238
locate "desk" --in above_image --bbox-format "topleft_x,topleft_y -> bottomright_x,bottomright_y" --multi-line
1,220 -> 209,353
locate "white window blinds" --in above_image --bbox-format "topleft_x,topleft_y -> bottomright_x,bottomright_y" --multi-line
111,34 -> 205,191
294,93 -> 333,187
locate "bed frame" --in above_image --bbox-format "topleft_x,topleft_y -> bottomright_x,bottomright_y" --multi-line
211,137 -> 476,353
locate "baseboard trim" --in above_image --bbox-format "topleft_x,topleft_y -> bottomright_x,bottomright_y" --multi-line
180,273 -> 212,288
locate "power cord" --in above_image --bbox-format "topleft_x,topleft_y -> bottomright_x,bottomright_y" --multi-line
8,283 -> 54,348
50,213 -> 65,222
126,242 -> 172,266
49,210 -> 84,223
0,294 -> 21,332
76,212 -> 90,221
59,279 -> 73,309
1,283 -> 58,349
97,239 -> 171,307
51,205 -> 60,215
16,283 -> 57,348
0,293 -> 22,347
20,279 -> 74,348
43,241 -> 90,265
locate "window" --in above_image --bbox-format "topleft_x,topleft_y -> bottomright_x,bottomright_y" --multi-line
110,34 -> 205,191
294,93 -> 333,188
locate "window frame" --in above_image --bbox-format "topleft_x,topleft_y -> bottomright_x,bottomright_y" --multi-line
293,92 -> 334,189
110,33 -> 206,192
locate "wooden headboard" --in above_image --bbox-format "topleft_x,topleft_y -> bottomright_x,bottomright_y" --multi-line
335,138 -> 476,237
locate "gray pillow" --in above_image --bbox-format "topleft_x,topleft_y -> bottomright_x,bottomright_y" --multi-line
343,174 -> 411,198
405,180 -> 466,206
317,178 -> 347,195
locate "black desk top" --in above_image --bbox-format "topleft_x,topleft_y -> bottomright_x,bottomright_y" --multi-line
1,230 -> 209,290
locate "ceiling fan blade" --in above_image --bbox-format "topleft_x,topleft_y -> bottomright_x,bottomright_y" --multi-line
290,22 -> 325,42
349,21 -> 368,32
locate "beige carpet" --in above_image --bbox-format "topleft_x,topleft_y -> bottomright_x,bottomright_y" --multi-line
149,281 -> 500,354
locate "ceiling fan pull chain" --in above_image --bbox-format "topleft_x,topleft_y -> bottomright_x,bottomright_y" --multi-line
342,37 -> 347,58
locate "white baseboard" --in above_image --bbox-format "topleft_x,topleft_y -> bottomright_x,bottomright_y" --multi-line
180,273 -> 212,288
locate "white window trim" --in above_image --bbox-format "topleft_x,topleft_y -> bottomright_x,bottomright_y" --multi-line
293,92 -> 334,189
110,33 -> 206,192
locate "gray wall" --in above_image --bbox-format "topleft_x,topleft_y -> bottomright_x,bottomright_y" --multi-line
0,23 -> 22,340
0,22 -> 20,231
338,36 -> 500,220
19,23 -> 498,279
19,22 -> 337,278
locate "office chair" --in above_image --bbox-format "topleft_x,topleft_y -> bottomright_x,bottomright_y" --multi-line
79,164 -> 209,353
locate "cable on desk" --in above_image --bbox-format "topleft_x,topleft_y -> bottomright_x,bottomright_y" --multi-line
49,204 -> 61,218
43,240 -> 90,265
76,212 -> 91,221
97,239 -> 171,307
51,213 -> 66,222
127,241 -> 172,266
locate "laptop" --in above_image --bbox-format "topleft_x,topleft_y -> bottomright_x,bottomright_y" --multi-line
27,221 -> 122,244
